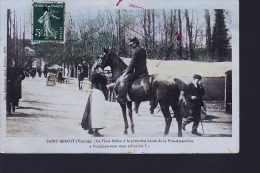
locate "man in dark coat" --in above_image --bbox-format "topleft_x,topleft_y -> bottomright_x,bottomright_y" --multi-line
14,65 -> 25,108
6,62 -> 25,113
117,37 -> 148,104
43,64 -> 48,78
182,74 -> 205,136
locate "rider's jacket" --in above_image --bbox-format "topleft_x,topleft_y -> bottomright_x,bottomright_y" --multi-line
125,45 -> 148,77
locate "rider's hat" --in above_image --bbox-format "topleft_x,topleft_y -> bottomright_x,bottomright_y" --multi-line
129,37 -> 139,46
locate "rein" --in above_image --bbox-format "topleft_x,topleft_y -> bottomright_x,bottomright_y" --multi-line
109,71 -> 124,82
101,53 -> 126,83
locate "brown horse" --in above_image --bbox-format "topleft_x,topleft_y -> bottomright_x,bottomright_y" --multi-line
100,48 -> 183,137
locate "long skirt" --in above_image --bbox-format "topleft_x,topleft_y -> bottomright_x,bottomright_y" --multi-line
81,89 -> 107,130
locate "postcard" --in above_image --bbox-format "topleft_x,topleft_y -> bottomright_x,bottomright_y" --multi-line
0,0 -> 239,153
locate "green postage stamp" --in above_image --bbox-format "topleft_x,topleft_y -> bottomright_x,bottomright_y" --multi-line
32,2 -> 65,43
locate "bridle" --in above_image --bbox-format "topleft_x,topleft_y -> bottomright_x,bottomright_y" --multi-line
100,52 -> 109,69
100,52 -> 125,83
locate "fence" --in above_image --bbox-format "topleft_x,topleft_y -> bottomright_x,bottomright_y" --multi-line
176,76 -> 226,101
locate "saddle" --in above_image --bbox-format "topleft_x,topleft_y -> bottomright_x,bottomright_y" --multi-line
137,72 -> 148,78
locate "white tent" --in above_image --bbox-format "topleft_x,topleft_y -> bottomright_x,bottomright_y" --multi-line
48,64 -> 63,70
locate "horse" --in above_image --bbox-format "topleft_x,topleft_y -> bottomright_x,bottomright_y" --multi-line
99,48 -> 183,137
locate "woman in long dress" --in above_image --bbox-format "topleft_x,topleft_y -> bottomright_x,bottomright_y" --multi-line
81,71 -> 107,137
38,6 -> 60,39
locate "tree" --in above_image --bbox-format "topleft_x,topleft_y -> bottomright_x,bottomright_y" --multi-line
177,9 -> 183,59
185,9 -> 195,60
212,9 -> 230,62
205,9 -> 212,59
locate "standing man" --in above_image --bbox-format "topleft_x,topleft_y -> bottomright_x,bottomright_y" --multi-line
182,74 -> 205,136
6,61 -> 25,113
117,37 -> 148,104
43,64 -> 48,78
14,63 -> 25,109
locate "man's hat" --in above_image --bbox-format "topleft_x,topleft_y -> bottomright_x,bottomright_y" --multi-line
193,74 -> 202,80
129,37 -> 139,46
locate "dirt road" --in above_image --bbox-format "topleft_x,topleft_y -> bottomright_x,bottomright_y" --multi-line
6,76 -> 232,137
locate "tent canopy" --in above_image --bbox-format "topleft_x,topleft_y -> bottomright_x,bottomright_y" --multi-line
48,64 -> 63,70
121,58 -> 231,77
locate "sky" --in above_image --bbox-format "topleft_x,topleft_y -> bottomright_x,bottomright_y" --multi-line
0,0 -> 237,40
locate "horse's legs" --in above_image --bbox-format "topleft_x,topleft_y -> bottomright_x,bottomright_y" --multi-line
171,104 -> 182,137
134,101 -> 141,115
159,101 -> 172,136
127,101 -> 134,133
150,99 -> 158,114
109,88 -> 113,102
112,91 -> 116,102
120,103 -> 128,135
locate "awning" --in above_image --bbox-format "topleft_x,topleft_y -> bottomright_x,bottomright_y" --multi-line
48,64 -> 63,70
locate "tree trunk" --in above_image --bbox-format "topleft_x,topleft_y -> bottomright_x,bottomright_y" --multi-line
185,9 -> 195,60
19,19 -> 22,66
147,9 -> 151,39
143,10 -> 148,49
152,10 -> 155,59
178,9 -> 182,59
170,10 -> 173,44
163,9 -> 167,46
205,9 -> 212,60
7,9 -> 12,67
117,10 -> 121,54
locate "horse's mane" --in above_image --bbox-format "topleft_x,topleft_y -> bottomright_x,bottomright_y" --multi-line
108,51 -> 128,70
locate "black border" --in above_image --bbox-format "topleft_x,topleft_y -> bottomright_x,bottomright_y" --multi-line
1,0 -> 260,173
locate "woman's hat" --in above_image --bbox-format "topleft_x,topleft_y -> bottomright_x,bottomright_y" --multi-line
193,74 -> 202,80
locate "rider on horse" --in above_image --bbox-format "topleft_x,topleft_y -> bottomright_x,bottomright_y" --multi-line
116,37 -> 148,104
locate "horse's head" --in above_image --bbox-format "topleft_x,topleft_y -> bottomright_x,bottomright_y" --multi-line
100,48 -> 117,69
99,48 -> 128,79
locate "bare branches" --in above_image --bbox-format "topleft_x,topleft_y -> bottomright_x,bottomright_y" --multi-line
32,9 -> 231,66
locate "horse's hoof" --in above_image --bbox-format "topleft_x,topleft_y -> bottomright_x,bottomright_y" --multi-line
163,133 -> 168,137
131,129 -> 135,134
178,132 -> 182,137
124,130 -> 128,135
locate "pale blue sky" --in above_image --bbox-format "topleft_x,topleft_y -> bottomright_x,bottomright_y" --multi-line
0,0 -> 237,40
